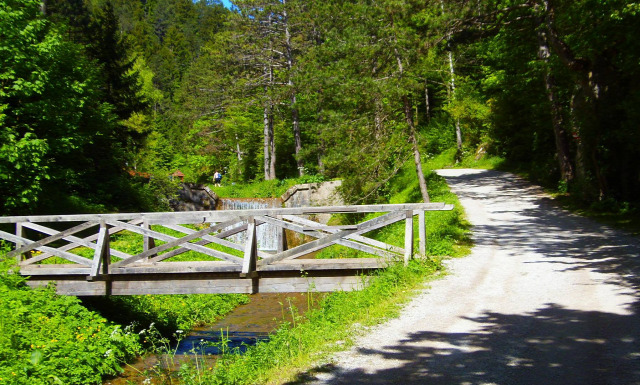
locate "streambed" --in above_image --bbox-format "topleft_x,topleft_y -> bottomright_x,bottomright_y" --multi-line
103,292 -> 322,385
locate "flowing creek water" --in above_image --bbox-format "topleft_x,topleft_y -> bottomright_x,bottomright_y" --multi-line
103,292 -> 322,385
216,198 -> 283,251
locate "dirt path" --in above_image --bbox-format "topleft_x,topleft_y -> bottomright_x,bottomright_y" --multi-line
303,169 -> 640,385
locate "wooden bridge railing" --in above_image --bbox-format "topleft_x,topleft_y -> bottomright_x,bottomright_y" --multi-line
0,203 -> 453,295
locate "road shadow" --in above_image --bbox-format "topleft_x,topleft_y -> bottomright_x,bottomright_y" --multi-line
445,170 -> 640,300
290,170 -> 640,385
292,303 -> 640,384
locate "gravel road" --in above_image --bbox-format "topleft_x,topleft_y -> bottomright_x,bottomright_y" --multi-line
302,169 -> 640,385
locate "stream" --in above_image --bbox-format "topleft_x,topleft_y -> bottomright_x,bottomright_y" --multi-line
103,291 -> 322,385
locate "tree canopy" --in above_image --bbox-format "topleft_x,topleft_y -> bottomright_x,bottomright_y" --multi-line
2,0 -> 640,214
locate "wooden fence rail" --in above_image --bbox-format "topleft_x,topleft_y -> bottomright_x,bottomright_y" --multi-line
0,203 -> 453,295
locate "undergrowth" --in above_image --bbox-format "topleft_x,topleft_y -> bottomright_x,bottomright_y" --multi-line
426,147 -> 505,170
212,174 -> 327,198
0,258 -> 143,385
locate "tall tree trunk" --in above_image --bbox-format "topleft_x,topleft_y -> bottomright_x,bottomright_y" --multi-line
425,81 -> 431,124
441,1 -> 462,161
537,27 -> 574,184
292,92 -> 303,175
235,133 -> 243,178
391,25 -> 429,203
269,113 -> 276,179
317,140 -> 325,174
404,96 -> 430,203
541,0 -> 606,199
283,0 -> 303,176
448,50 -> 462,157
263,104 -> 273,180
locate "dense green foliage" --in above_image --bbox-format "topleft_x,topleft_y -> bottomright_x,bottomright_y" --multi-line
83,293 -> 249,335
4,0 -> 638,214
0,0 -> 162,214
0,260 -> 143,384
29,0 -> 629,210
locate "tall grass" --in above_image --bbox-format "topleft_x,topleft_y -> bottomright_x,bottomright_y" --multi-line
426,147 -> 505,170
212,175 -> 327,198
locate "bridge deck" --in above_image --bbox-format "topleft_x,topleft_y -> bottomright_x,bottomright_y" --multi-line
0,203 -> 453,295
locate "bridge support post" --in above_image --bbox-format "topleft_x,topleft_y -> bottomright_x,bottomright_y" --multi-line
242,217 -> 258,282
89,221 -> 110,282
277,216 -> 288,253
142,219 -> 155,261
404,210 -> 414,266
418,210 -> 427,257
15,223 -> 31,261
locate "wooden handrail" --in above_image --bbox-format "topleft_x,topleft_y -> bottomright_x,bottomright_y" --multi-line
0,203 -> 454,295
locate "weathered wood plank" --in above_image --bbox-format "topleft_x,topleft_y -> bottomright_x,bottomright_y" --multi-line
258,258 -> 388,271
21,264 -> 92,275
26,219 -> 142,263
277,216 -> 287,253
0,202 -> 453,224
0,229 -> 93,266
303,225 -> 358,231
108,220 -> 244,267
89,223 -> 110,279
142,219 -> 154,261
256,215 -> 313,237
259,211 -> 406,265
418,210 -> 426,257
15,223 -> 29,260
332,238 -> 402,259
284,215 -> 404,254
6,221 -> 98,259
241,217 -> 257,275
20,222 -> 131,261
21,261 -> 243,275
27,275 -> 370,295
161,223 -> 270,259
404,210 -> 413,265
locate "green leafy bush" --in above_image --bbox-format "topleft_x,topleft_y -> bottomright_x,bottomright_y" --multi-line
0,260 -> 142,385
84,293 -> 250,335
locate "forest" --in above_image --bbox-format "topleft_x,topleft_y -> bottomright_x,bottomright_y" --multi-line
2,0 -> 640,215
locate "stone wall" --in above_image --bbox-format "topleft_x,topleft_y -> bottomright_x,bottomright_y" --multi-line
170,183 -> 219,211
281,180 -> 343,223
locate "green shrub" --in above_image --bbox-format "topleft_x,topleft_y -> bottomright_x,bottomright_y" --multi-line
0,260 -> 142,385
83,293 -> 250,335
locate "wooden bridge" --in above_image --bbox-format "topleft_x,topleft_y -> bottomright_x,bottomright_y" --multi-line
0,203 -> 452,296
